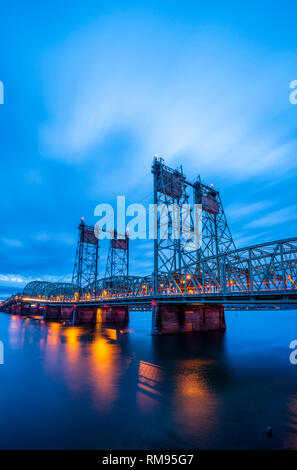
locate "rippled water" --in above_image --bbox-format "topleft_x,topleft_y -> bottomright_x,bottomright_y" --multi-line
0,309 -> 296,449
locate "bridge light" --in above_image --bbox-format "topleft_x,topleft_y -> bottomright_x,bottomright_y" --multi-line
186,274 -> 191,280
151,300 -> 157,307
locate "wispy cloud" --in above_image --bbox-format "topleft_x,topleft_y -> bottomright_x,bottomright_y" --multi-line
2,238 -> 23,248
2,10 -> 296,288
226,201 -> 272,220
0,273 -> 72,286
33,231 -> 75,246
0,274 -> 27,284
233,232 -> 268,248
245,205 -> 297,229
40,16 -> 297,188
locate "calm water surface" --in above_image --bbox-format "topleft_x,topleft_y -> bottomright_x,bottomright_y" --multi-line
0,310 -> 296,449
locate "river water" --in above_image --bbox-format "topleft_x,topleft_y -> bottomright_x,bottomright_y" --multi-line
0,309 -> 296,449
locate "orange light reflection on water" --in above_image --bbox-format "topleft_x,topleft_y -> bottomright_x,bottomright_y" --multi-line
46,322 -> 61,346
88,334 -> 120,410
172,359 -> 220,437
42,321 -> 62,370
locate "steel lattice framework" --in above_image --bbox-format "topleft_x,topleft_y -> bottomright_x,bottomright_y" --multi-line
23,281 -> 78,300
193,179 -> 235,257
152,158 -> 188,294
23,281 -> 54,299
21,238 -> 297,302
165,237 -> 297,296
151,157 -> 236,296
77,238 -> 297,300
72,218 -> 99,295
105,230 -> 129,279
16,157 -> 297,307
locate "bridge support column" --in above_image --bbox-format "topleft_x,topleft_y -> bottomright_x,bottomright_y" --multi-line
44,305 -> 61,320
44,305 -> 74,321
152,303 -> 226,335
96,306 -> 129,324
73,306 -> 97,324
20,302 -> 31,316
73,306 -> 129,325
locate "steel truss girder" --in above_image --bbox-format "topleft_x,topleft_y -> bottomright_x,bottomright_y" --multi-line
80,238 -> 297,300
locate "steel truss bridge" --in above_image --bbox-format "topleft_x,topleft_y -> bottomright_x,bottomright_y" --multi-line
84,237 -> 297,305
2,157 -> 297,311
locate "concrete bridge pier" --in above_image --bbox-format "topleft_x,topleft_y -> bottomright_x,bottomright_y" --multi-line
44,305 -> 74,321
72,306 -> 97,324
43,304 -> 129,324
20,302 -> 31,316
71,305 -> 129,325
151,303 -> 226,335
96,306 -> 129,324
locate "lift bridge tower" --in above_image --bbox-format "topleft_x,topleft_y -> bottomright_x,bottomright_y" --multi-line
152,156 -> 236,294
105,230 -> 129,279
72,218 -> 99,295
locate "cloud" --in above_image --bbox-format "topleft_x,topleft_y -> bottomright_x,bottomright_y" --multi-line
0,273 -> 72,287
40,15 -> 297,187
33,231 -> 75,246
2,12 -> 294,288
2,238 -> 23,248
233,231 -> 268,248
0,274 -> 27,283
226,201 -> 272,220
245,205 -> 297,228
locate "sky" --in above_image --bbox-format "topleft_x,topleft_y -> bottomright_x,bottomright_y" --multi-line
0,0 -> 297,293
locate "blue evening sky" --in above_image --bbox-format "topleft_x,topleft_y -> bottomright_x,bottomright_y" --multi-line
0,0 -> 296,291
